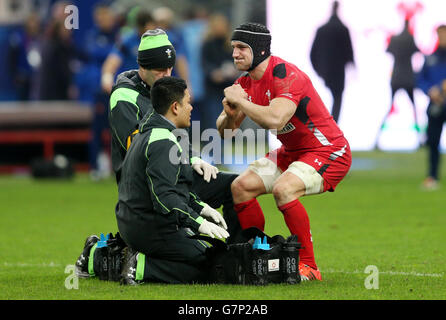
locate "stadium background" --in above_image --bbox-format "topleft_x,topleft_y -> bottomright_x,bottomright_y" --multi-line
1,0 -> 445,172
268,0 -> 446,152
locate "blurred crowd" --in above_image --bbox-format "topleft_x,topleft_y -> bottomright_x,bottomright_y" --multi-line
5,1 -> 239,121
4,0 -> 240,178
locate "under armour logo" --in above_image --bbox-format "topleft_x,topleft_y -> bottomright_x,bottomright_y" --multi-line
166,48 -> 172,58
314,158 -> 322,166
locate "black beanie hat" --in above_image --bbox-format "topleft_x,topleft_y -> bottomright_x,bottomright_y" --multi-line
137,29 -> 176,70
231,22 -> 271,71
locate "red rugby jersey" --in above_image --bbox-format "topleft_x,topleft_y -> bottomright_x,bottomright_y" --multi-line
235,56 -> 347,151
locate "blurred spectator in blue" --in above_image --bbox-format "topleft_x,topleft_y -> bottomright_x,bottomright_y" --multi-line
75,0 -> 118,180
6,13 -> 42,100
101,7 -> 156,93
417,25 -> 446,190
181,6 -> 209,121
201,13 -> 238,132
375,18 -> 420,149
310,0 -> 354,123
152,6 -> 192,97
36,1 -> 79,100
77,0 -> 118,103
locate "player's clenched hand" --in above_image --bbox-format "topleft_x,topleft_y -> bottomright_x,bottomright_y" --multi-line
200,204 -> 228,230
224,84 -> 248,106
222,97 -> 240,118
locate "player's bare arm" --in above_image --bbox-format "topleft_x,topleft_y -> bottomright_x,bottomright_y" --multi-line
224,84 -> 297,130
240,97 -> 297,130
216,96 -> 246,138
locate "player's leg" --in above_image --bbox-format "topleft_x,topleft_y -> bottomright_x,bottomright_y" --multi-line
231,157 -> 282,231
231,169 -> 266,231
274,146 -> 351,281
272,162 -> 324,276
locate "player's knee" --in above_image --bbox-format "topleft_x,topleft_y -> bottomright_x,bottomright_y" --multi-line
271,181 -> 290,203
231,174 -> 261,203
272,180 -> 302,206
231,176 -> 248,198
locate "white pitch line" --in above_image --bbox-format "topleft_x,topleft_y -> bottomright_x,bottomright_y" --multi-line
2,263 -> 444,278
322,269 -> 444,278
2,262 -> 62,268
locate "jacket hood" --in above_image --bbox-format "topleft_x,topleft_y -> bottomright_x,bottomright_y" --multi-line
113,70 -> 151,97
115,69 -> 138,87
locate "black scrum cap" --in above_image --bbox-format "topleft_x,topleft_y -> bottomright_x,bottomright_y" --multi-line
231,22 -> 271,71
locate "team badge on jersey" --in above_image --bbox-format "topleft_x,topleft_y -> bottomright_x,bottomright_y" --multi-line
266,89 -> 271,103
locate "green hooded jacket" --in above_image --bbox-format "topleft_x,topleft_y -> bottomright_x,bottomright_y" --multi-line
116,109 -> 205,234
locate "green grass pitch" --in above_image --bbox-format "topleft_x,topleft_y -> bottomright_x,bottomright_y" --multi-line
0,150 -> 445,300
